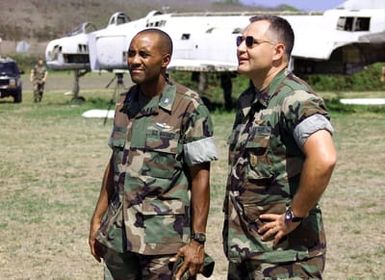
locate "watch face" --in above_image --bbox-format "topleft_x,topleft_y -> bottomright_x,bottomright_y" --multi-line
285,209 -> 293,224
285,208 -> 303,224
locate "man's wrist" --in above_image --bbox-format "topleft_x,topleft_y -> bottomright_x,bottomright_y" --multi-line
191,232 -> 206,244
284,206 -> 305,224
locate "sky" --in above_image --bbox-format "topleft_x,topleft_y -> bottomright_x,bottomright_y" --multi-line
239,0 -> 346,11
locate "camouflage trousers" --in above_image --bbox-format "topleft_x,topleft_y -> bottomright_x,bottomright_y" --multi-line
33,82 -> 45,102
227,254 -> 325,280
103,246 -> 175,280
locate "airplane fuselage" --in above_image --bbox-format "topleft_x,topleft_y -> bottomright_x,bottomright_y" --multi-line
45,6 -> 385,75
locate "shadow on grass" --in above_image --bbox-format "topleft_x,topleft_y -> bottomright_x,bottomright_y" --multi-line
43,96 -> 111,107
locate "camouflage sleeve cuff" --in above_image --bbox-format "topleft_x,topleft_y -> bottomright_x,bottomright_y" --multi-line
294,114 -> 334,150
184,137 -> 218,166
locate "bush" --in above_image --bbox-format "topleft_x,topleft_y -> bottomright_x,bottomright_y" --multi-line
169,63 -> 385,111
304,63 -> 385,91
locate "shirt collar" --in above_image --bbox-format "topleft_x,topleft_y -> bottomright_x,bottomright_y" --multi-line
123,83 -> 176,118
158,83 -> 176,112
239,68 -> 289,118
257,68 -> 289,107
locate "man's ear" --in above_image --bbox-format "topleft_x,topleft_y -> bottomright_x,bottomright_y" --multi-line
273,43 -> 285,62
162,54 -> 171,68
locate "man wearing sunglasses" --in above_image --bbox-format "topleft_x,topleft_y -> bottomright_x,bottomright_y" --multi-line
223,15 -> 337,279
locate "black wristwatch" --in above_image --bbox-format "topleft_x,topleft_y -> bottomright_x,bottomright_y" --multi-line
191,232 -> 206,244
284,206 -> 304,224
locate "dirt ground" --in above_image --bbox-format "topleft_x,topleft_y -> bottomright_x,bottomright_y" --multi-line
1,73 -> 385,279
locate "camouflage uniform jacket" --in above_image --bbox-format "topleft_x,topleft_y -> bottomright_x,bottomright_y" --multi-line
223,69 -> 330,264
31,65 -> 47,84
97,82 -> 217,255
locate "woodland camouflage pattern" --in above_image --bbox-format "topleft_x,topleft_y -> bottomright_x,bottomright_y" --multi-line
227,254 -> 324,279
97,82 -> 216,255
31,64 -> 47,102
223,69 -> 330,276
31,64 -> 47,83
102,247 -> 175,280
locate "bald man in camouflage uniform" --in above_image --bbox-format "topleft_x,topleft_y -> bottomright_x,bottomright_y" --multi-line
30,58 -> 48,103
223,15 -> 337,279
89,29 -> 217,280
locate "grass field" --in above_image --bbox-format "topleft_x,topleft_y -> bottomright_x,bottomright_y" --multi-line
1,73 -> 385,279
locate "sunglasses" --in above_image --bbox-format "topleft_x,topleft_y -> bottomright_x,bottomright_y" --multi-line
236,36 -> 274,48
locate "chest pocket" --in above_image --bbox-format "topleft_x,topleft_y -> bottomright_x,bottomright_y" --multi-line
142,128 -> 181,179
245,125 -> 273,179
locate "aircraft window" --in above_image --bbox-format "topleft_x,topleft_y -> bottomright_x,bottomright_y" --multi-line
337,17 -> 354,31
337,17 -> 345,30
77,44 -> 88,53
232,28 -> 242,34
181,34 -> 190,40
355,17 -> 370,31
146,21 -> 165,27
117,15 -> 129,25
337,17 -> 370,31
117,17 -> 125,25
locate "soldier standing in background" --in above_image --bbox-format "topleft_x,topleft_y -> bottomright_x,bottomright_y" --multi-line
223,15 -> 337,279
89,28 -> 217,280
30,58 -> 48,103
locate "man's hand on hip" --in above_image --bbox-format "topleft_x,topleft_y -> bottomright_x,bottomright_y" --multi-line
258,213 -> 301,246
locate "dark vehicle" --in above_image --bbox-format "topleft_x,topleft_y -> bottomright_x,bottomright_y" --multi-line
0,58 -> 22,103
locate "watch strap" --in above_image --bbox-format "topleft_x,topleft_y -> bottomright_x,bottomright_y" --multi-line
191,232 -> 206,244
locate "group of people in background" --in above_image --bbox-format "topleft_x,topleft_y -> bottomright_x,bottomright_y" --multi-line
88,15 -> 337,280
